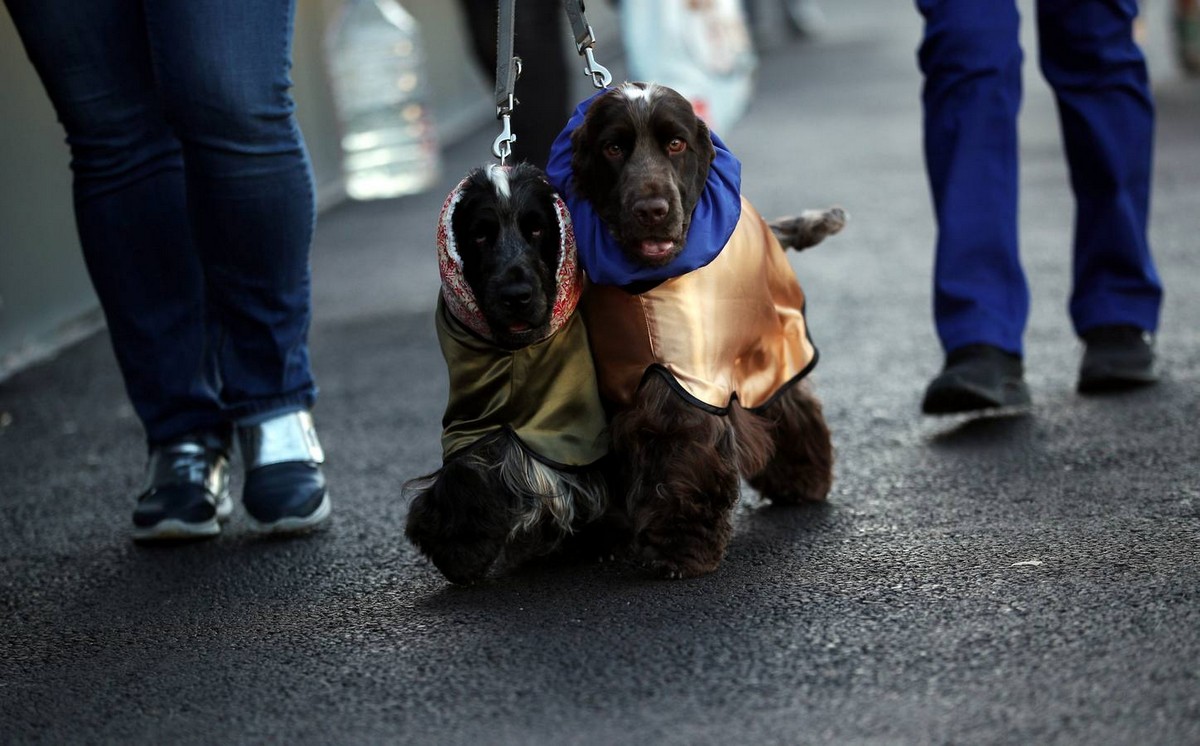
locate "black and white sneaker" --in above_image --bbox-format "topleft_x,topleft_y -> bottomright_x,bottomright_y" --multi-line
239,411 -> 331,535
132,431 -> 233,542
1078,325 -> 1158,394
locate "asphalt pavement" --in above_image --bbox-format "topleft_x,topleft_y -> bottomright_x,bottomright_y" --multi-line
2,2 -> 1198,743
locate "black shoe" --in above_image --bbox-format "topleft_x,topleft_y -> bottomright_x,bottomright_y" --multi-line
1078,325 -> 1157,394
239,411 -> 331,534
922,344 -> 1031,415
132,430 -> 233,542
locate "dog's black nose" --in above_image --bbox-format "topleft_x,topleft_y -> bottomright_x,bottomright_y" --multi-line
499,283 -> 534,310
633,197 -> 669,226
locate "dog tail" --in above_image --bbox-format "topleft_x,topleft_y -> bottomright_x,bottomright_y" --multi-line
768,207 -> 847,252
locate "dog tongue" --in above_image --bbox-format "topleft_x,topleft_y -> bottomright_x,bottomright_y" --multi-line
640,240 -> 675,258
508,322 -> 531,333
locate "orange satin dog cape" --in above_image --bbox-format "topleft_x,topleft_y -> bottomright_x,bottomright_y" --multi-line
584,197 -> 816,412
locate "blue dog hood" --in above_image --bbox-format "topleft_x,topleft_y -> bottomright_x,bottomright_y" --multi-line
545,88 -> 744,288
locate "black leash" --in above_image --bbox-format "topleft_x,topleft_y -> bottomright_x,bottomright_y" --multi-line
491,0 -> 521,161
563,0 -> 612,89
491,0 -> 613,162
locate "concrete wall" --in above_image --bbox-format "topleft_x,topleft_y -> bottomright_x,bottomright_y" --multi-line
0,14 -> 102,375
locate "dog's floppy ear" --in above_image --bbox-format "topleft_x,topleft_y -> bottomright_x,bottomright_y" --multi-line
679,111 -> 717,204
692,115 -> 717,171
569,118 -> 597,200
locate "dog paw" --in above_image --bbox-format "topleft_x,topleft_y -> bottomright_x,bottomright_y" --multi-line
638,545 -> 720,579
428,546 -> 501,585
406,519 -> 504,584
769,207 -> 848,251
645,558 -> 715,580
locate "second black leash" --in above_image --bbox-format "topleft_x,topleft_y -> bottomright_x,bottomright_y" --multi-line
563,0 -> 613,89
491,0 -> 613,162
491,0 -> 520,161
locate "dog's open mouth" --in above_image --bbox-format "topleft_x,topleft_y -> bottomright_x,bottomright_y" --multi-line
638,240 -> 676,261
489,316 -> 551,348
624,221 -> 688,267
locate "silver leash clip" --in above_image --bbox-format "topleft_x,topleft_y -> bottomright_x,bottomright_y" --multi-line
492,93 -> 517,163
578,25 -> 612,89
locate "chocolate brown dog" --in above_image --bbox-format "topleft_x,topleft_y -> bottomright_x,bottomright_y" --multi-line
547,82 -> 845,578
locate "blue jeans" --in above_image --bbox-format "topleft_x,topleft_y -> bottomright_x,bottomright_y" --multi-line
6,0 -> 317,444
916,0 -> 1163,355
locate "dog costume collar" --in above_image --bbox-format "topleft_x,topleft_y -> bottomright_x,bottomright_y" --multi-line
545,88 -> 744,289
436,166 -> 581,342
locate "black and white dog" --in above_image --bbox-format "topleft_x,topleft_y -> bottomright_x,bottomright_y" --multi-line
404,163 -> 609,584
547,82 -> 845,578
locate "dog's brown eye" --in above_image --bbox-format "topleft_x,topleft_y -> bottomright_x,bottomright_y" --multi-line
667,138 -> 687,155
530,229 -> 543,239
603,143 -> 623,159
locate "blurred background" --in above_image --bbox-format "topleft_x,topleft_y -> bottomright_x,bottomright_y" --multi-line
0,0 -> 622,378
0,0 -> 1194,380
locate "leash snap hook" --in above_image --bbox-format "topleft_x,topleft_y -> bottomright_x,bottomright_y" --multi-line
492,108 -> 516,164
577,26 -> 612,89
492,91 -> 518,163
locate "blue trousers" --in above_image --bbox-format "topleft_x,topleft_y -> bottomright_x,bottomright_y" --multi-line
6,0 -> 317,445
916,0 -> 1163,356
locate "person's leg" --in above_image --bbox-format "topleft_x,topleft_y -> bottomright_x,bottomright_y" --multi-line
4,0 -> 223,445
456,0 -> 570,168
144,0 -> 318,425
1038,0 -> 1162,391
916,0 -> 1032,414
1037,0 -> 1162,337
144,0 -> 328,531
6,0 -> 235,539
457,0 -> 497,84
514,0 -> 571,168
917,0 -> 1027,357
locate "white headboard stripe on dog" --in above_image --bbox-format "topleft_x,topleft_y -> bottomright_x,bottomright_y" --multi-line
486,163 -> 511,201
620,81 -> 659,102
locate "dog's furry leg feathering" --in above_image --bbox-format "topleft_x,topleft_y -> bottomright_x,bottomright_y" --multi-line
610,375 -> 745,578
404,444 -> 516,585
746,382 -> 834,504
404,435 -> 609,584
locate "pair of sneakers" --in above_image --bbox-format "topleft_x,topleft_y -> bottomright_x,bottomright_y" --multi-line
131,410 -> 330,541
922,325 -> 1157,415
